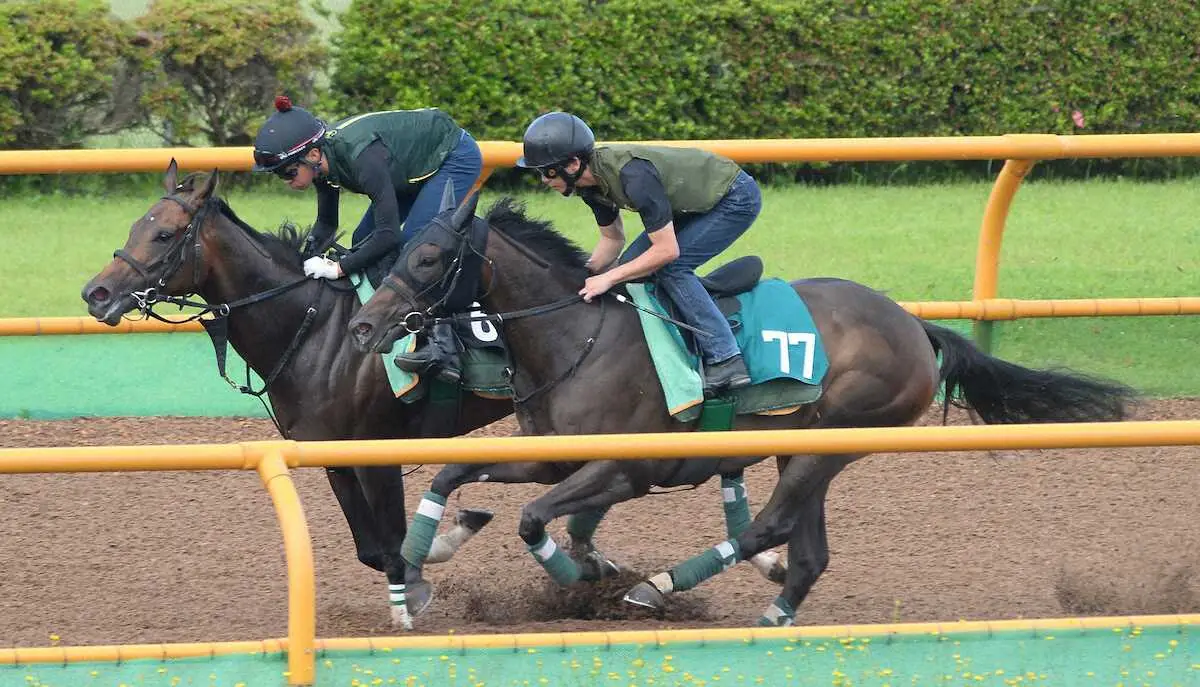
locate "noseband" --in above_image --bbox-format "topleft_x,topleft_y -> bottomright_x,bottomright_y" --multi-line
114,193 -> 209,308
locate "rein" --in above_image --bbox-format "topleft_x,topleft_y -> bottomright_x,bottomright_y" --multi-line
111,193 -> 330,437
394,218 -> 617,404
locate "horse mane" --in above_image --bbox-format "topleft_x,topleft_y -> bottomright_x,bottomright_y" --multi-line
484,197 -> 589,271
176,171 -> 311,269
214,198 -> 309,269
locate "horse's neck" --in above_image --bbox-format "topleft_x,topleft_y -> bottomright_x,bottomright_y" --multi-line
482,233 -> 636,385
196,222 -> 355,378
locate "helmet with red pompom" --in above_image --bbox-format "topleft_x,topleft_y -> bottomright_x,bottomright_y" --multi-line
252,94 -> 327,172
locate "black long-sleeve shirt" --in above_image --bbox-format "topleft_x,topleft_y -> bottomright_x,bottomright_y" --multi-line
311,140 -> 404,275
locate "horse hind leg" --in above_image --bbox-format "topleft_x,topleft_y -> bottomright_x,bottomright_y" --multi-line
758,482 -> 831,626
721,470 -> 787,585
624,453 -> 854,615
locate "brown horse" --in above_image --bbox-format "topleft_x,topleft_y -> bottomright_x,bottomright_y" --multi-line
80,161 -> 513,629
346,194 -> 1138,626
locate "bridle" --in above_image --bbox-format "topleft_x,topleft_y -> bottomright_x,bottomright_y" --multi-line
385,216 -> 603,404
107,191 -> 327,435
115,192 -> 210,312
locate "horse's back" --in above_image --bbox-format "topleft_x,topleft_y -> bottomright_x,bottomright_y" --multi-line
789,275 -> 938,387
790,276 -> 915,328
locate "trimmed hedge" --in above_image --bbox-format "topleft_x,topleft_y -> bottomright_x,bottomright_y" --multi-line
330,0 -> 1200,181
0,0 -> 145,150
137,0 -> 328,146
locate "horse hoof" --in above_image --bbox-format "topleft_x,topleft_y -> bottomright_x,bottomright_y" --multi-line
623,582 -> 666,611
749,551 -> 788,586
391,604 -> 413,631
406,579 -> 435,617
456,508 -> 495,533
579,551 -> 622,581
767,560 -> 788,585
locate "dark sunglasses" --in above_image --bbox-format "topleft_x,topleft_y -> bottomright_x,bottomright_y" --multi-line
532,166 -> 558,179
274,164 -> 300,180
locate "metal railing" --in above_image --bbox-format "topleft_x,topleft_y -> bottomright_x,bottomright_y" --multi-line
3,421 -> 1200,684
4,132 -> 1200,350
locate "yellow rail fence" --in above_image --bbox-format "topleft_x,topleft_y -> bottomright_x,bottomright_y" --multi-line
3,132 -> 1200,350
3,421 -> 1200,685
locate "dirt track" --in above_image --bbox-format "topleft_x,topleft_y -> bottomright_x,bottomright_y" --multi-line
1,401 -> 1197,647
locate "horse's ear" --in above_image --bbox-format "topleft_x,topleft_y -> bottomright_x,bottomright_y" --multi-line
163,158 -> 179,194
195,168 -> 219,201
451,190 -> 479,229
438,181 -> 456,214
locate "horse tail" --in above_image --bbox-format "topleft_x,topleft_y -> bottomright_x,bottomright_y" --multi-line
919,319 -> 1139,424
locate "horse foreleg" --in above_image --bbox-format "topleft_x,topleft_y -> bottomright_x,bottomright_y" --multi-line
403,461 -> 564,568
518,461 -> 642,586
352,466 -> 430,630
325,467 -> 385,571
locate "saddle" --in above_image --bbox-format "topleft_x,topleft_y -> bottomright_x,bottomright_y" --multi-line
624,255 -> 765,355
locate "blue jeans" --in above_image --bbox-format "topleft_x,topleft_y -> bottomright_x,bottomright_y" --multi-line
352,130 -> 484,246
619,170 -> 762,363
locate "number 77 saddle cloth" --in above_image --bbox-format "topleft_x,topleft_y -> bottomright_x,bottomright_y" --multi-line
624,258 -> 828,424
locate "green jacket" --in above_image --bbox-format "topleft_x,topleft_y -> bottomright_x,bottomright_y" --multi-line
321,108 -> 462,193
587,144 -> 741,214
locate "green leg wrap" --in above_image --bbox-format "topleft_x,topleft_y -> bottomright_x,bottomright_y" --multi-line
529,534 -> 582,586
721,475 -> 752,539
566,506 -> 611,542
757,595 -> 796,627
669,539 -> 741,592
401,491 -> 446,566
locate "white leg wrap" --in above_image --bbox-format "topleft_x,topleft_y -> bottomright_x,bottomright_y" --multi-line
649,572 -> 674,594
532,535 -> 558,562
749,550 -> 781,579
761,602 -> 794,626
415,497 -> 446,521
425,524 -> 474,564
389,584 -> 413,630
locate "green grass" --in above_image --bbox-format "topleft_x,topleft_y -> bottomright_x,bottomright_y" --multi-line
5,179 -> 1199,396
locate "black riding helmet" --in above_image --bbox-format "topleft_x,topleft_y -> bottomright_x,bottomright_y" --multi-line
516,111 -> 595,168
252,95 -> 326,173
516,112 -> 595,195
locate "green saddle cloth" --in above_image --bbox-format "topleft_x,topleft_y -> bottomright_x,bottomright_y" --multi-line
352,274 -> 512,402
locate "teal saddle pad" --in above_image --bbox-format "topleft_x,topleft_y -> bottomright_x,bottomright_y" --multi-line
626,277 -> 827,423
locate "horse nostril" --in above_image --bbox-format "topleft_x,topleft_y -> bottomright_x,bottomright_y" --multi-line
88,286 -> 111,303
354,322 -> 373,338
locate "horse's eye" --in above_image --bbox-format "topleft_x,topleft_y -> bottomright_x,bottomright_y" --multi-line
154,230 -> 174,243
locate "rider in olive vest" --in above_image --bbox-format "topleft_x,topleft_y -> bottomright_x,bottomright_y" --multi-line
252,95 -> 481,384
515,111 -> 762,395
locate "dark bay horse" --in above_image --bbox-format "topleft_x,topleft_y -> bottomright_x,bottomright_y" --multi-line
80,161 -> 514,629
346,194 -> 1138,626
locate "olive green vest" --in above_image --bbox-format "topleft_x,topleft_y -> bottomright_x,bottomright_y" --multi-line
587,144 -> 741,214
320,108 -> 462,193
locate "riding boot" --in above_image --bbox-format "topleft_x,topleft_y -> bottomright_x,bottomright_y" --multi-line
703,354 -> 752,396
393,322 -> 462,384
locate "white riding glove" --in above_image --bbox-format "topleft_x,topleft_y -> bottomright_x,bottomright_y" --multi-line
303,255 -> 341,280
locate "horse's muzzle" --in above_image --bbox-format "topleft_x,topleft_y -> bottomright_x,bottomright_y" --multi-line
82,283 -> 129,326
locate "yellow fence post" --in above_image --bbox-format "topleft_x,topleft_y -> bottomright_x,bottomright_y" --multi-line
256,449 -> 316,686
973,158 -> 1037,353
